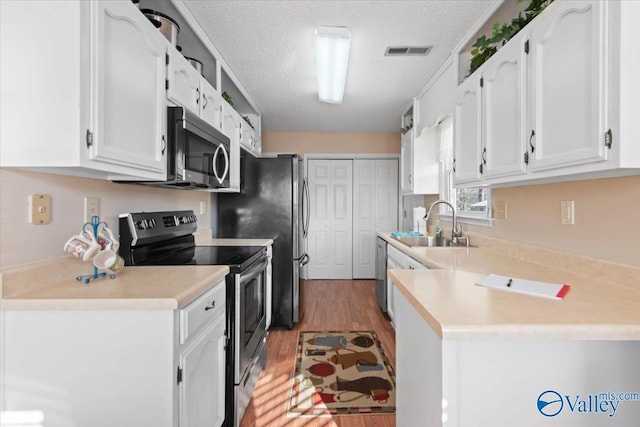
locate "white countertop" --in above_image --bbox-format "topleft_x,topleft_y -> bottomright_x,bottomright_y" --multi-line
380,233 -> 640,341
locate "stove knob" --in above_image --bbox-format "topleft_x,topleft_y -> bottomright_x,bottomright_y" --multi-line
137,220 -> 146,230
148,219 -> 156,228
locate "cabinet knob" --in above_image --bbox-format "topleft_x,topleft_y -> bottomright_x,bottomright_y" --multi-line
204,300 -> 216,311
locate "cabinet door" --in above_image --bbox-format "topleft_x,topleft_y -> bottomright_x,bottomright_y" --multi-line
200,80 -> 224,132
453,75 -> 482,185
400,132 -> 413,193
179,314 -> 226,427
167,45 -> 201,116
482,34 -> 528,180
221,102 -> 241,192
90,1 -> 167,176
528,0 -> 607,171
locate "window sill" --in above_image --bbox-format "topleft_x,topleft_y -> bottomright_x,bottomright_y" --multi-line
439,213 -> 493,228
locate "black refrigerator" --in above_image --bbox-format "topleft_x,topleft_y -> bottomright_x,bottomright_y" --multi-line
217,154 -> 309,328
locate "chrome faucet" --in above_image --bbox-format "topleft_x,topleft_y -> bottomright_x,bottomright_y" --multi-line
423,200 -> 464,244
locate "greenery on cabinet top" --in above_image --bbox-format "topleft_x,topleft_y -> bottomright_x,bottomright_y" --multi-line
469,0 -> 554,76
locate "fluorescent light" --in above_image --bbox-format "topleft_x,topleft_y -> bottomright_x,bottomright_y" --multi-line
314,26 -> 351,104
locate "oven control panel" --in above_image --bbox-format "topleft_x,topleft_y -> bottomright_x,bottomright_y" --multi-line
119,210 -> 198,246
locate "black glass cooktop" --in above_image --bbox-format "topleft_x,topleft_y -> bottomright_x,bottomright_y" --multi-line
140,245 -> 266,273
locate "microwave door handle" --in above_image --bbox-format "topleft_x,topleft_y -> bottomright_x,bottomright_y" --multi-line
212,145 -> 222,184
220,143 -> 229,182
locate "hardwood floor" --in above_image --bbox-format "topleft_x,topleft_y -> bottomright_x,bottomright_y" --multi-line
240,279 -> 396,427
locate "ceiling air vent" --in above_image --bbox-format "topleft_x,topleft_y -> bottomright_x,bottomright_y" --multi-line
385,46 -> 432,56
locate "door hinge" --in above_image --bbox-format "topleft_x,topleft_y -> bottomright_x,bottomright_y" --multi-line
605,129 -> 613,149
524,40 -> 529,54
177,367 -> 183,385
85,129 -> 93,148
524,152 -> 529,165
479,77 -> 484,88
452,158 -> 456,173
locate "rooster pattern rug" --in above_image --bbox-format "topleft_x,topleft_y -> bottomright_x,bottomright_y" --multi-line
288,331 -> 396,415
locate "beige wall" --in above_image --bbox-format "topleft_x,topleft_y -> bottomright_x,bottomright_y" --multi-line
0,169 -> 211,268
443,176 -> 640,267
262,131 -> 400,155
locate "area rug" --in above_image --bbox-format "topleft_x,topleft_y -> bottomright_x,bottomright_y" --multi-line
288,330 -> 396,416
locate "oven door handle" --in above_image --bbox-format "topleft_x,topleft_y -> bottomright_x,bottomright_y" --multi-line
240,257 -> 269,285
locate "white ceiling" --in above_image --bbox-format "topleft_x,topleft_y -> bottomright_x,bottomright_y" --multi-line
182,1 -> 494,133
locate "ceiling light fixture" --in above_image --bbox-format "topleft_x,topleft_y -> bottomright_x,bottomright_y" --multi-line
314,26 -> 351,104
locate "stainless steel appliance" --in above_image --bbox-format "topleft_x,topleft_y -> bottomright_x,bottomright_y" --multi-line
218,154 -> 309,329
125,107 -> 231,189
375,237 -> 387,312
118,210 -> 268,427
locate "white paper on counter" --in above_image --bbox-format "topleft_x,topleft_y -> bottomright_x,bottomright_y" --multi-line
476,274 -> 570,300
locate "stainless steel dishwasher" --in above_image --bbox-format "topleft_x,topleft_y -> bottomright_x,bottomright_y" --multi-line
375,237 -> 387,312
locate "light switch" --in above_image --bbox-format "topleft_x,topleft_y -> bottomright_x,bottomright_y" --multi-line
30,194 -> 52,224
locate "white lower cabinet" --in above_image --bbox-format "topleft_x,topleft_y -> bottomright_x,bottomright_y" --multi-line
179,315 -> 226,427
0,0 -> 167,180
0,279 -> 226,427
386,244 -> 428,328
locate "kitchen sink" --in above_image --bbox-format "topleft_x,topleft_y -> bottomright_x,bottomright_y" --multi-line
390,235 -> 473,248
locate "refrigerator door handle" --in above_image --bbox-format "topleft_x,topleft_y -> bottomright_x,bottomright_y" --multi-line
303,178 -> 310,238
300,253 -> 310,267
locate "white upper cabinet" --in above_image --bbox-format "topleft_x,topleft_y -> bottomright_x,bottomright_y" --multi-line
453,74 -> 482,185
527,0 -> 607,171
0,1 -> 167,180
167,44 -> 224,133
220,101 -> 242,192
452,0 -> 640,188
481,31 -> 527,181
90,1 -> 167,174
400,102 -> 440,195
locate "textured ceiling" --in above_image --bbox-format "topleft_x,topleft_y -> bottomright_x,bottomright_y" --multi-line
182,0 -> 494,133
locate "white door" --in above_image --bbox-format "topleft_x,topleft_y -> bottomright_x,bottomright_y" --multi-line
353,159 -> 399,279
453,74 -> 482,185
90,1 -> 166,176
307,160 -> 353,279
528,0 -> 607,171
482,33 -> 528,180
179,315 -> 226,427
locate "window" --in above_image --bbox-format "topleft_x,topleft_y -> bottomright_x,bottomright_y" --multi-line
438,116 -> 491,224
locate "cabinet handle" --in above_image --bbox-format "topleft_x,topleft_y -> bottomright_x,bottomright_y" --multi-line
453,158 -> 456,173
408,173 -> 412,184
204,300 -> 216,311
85,129 -> 93,148
482,147 -> 487,165
161,135 -> 166,156
196,87 -> 200,105
529,129 -> 536,153
203,93 -> 208,109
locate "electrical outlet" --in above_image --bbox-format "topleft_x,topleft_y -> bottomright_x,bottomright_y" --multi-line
84,197 -> 100,222
494,200 -> 508,220
200,201 -> 207,215
561,200 -> 575,225
29,194 -> 52,224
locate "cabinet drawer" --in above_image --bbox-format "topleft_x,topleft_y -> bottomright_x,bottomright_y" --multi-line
180,280 -> 226,344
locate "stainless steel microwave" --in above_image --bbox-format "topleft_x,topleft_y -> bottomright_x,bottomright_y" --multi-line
129,107 -> 231,190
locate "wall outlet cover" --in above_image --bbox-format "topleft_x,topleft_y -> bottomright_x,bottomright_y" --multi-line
30,194 -> 52,224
